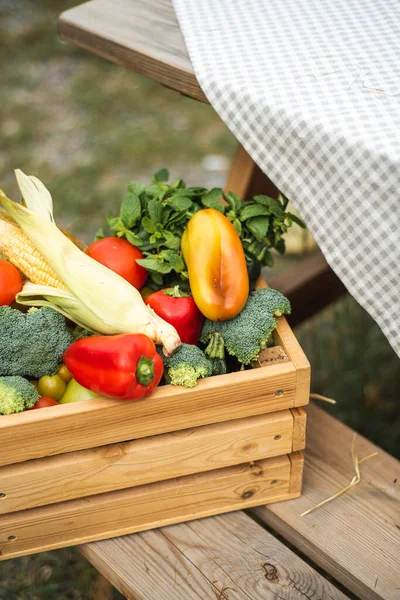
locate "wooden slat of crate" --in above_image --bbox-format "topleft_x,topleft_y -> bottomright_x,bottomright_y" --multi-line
0,408 -> 306,515
0,316 -> 309,468
0,452 -> 303,560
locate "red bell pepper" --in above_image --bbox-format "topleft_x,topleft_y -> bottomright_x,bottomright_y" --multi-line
145,286 -> 204,345
63,334 -> 164,400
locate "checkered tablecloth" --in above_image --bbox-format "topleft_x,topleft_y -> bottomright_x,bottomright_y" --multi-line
173,0 -> 400,357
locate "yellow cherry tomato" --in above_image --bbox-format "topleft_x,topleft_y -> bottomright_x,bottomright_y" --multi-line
57,363 -> 72,383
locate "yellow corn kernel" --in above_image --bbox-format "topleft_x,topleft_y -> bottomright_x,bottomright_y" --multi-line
0,216 -> 68,290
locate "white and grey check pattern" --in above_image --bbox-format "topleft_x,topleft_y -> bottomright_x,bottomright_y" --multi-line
173,0 -> 400,357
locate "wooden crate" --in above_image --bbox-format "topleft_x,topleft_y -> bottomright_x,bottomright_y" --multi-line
0,452 -> 304,560
0,317 -> 309,468
0,312 -> 309,559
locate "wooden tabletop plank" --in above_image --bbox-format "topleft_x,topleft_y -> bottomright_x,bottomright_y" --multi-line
58,0 -> 207,102
81,511 -> 348,600
252,403 -> 400,600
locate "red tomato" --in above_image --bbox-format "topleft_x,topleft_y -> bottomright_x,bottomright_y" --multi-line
86,237 -> 147,289
28,396 -> 59,410
0,260 -> 23,306
145,288 -> 204,345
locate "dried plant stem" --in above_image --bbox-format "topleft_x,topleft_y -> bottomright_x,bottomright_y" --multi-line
310,392 -> 337,405
301,433 -> 378,517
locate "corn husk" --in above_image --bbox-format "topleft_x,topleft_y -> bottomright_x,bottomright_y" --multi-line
0,171 -> 181,356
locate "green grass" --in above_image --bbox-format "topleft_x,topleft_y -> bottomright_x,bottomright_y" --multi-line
0,1 -> 399,597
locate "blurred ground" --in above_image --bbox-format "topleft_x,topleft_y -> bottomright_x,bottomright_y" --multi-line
1,1 -> 399,598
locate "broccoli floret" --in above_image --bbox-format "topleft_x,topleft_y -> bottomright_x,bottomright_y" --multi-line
201,288 -> 291,366
0,306 -> 73,378
160,344 -> 212,388
0,376 -> 39,414
210,357 -> 227,376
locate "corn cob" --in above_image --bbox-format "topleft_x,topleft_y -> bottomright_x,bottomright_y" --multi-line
0,214 -> 68,290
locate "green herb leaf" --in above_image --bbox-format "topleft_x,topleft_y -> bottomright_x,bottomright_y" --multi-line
166,196 -> 193,212
254,195 -> 285,218
286,212 -> 306,228
278,192 -> 289,210
240,203 -> 271,221
246,216 -> 270,241
120,193 -> 141,228
165,211 -> 189,228
151,272 -> 164,286
262,250 -> 274,267
163,230 -> 181,250
147,199 -> 164,226
275,239 -> 286,255
225,191 -> 242,212
153,168 -> 169,182
125,230 -> 144,247
232,219 -> 242,235
95,228 -> 105,240
136,257 -> 173,274
171,178 -> 185,189
201,188 -> 224,212
128,181 -> 145,196
160,250 -> 185,272
141,216 -> 156,234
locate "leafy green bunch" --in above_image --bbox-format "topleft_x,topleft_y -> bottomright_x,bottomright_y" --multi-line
97,169 -> 304,288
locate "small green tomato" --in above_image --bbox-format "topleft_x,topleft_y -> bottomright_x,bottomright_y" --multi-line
37,374 -> 66,401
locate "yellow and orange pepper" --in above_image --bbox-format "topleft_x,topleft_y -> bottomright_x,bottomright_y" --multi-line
181,208 -> 249,321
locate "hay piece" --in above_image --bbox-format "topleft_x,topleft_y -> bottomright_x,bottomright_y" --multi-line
301,433 -> 377,517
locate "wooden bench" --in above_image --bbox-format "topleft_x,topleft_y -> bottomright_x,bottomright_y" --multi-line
58,0 -> 347,328
58,3 -> 400,598
79,403 -> 400,599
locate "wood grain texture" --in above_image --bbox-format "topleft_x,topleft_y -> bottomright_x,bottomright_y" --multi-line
58,0 -> 208,102
0,410 -> 300,514
252,403 -> 400,600
273,317 -> 311,407
80,511 -> 348,600
290,407 -> 307,452
0,312 -> 305,467
224,143 -> 280,201
0,454 -> 303,560
268,252 -> 347,327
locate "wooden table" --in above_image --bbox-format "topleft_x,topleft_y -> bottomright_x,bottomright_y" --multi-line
58,2 -> 400,598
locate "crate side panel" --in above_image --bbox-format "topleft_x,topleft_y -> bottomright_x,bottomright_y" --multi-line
0,362 -> 296,466
275,317 -> 311,407
290,407 -> 307,452
0,455 -> 296,560
0,411 -> 295,514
